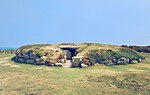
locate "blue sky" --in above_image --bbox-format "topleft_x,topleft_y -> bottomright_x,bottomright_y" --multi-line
0,0 -> 150,47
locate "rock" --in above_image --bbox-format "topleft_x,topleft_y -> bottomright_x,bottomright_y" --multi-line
18,58 -> 25,63
22,54 -> 30,59
29,52 -> 36,60
72,57 -> 82,67
131,60 -> 138,64
55,63 -> 63,66
56,59 -> 63,63
104,60 -> 113,65
112,59 -> 118,63
120,57 -> 129,62
15,56 -> 19,61
117,61 -> 128,65
38,59 -> 45,65
45,62 -> 55,66
82,58 -> 91,66
81,64 -> 88,68
94,63 -> 101,66
116,57 -> 129,65
142,57 -> 145,60
17,53 -> 23,57
61,59 -> 65,63
64,50 -> 72,60
45,60 -> 55,66
99,61 -> 105,64
41,56 -> 47,62
35,58 -> 40,62
35,58 -> 45,65
106,63 -> 116,66
138,58 -> 142,62
26,59 -> 35,64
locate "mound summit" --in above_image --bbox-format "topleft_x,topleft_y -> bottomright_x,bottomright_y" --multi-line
14,43 -> 144,68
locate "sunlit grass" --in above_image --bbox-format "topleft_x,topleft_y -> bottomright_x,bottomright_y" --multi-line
0,53 -> 150,95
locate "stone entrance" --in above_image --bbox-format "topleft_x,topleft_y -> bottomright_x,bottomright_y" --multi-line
63,48 -> 77,60
59,44 -> 80,67
59,45 -> 79,60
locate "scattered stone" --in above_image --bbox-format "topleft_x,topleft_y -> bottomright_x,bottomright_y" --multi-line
104,60 -> 113,65
81,64 -> 88,68
82,58 -> 91,66
94,63 -> 101,66
18,58 -> 25,63
22,54 -> 30,59
55,63 -> 63,66
41,56 -> 47,62
138,58 -> 142,62
72,57 -> 82,67
116,57 -> 129,65
29,52 -> 36,60
131,60 -> 138,64
26,59 -> 35,64
36,59 -> 45,65
117,61 -> 128,65
112,59 -> 118,63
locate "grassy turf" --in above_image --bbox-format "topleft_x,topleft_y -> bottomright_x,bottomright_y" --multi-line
0,53 -> 150,95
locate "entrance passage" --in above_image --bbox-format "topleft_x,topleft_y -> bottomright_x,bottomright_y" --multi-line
61,48 -> 77,60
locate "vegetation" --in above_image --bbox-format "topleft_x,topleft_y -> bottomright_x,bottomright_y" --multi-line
15,43 -> 143,66
77,43 -> 143,65
18,44 -> 52,50
0,52 -> 149,95
17,44 -> 61,57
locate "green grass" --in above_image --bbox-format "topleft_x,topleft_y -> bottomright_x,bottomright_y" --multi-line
0,53 -> 150,95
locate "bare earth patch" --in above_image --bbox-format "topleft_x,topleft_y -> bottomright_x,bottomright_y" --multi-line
127,68 -> 147,73
0,60 -> 6,63
32,67 -> 54,71
134,63 -> 150,68
0,57 -> 11,63
1,63 -> 19,68
0,57 -> 10,61
90,69 -> 121,76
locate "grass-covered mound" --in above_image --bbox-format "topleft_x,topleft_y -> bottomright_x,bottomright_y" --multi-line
76,43 -> 144,65
14,43 -> 144,67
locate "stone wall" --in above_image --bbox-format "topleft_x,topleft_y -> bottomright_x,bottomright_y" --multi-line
14,50 -> 145,68
14,50 -> 65,66
72,56 -> 144,67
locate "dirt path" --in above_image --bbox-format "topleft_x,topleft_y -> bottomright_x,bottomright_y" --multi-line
63,60 -> 72,68
0,57 -> 10,63
0,56 -> 19,68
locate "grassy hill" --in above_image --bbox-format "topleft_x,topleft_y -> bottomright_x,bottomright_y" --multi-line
0,52 -> 150,95
14,43 -> 144,66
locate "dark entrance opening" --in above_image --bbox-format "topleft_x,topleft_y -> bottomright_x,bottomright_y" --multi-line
61,48 -> 77,60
